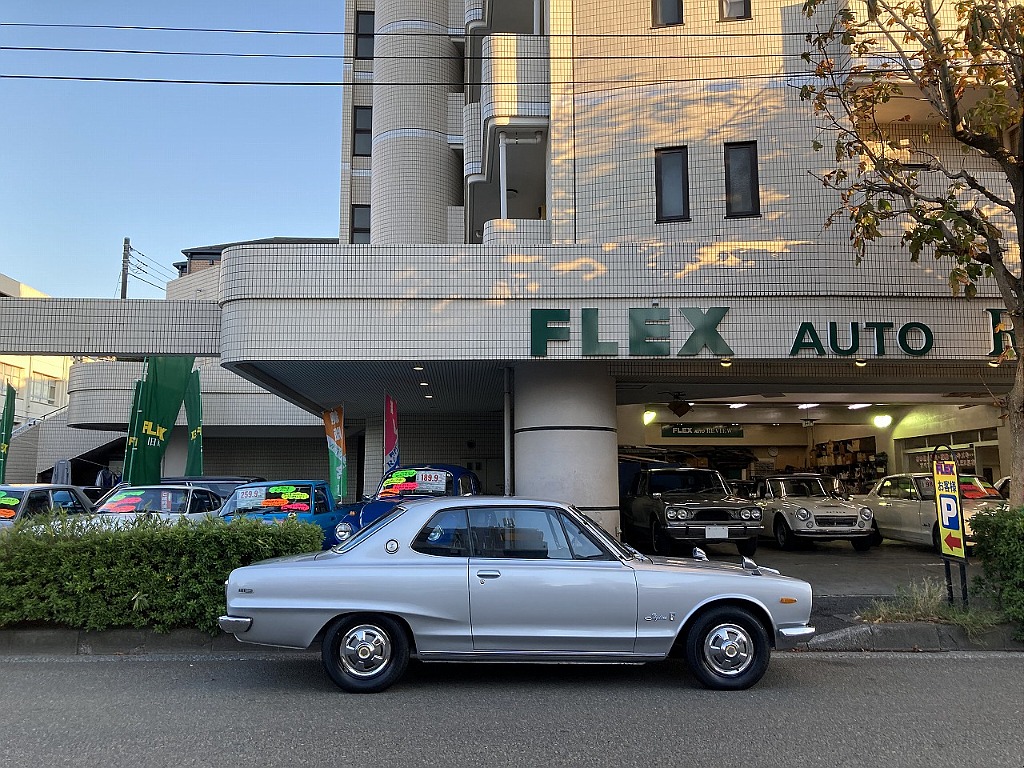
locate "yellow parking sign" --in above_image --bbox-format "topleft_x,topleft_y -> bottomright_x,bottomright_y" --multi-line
932,459 -> 967,561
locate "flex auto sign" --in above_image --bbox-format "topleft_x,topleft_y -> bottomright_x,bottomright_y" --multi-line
529,306 -> 1013,359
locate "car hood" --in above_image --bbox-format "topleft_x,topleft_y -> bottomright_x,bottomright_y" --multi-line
657,492 -> 748,504
779,497 -> 863,511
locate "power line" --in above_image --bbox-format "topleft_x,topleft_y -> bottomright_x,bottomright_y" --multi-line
128,258 -> 172,284
128,246 -> 177,279
127,270 -> 165,292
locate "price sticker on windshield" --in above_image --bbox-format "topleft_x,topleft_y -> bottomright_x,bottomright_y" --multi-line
415,471 -> 447,492
237,487 -> 267,508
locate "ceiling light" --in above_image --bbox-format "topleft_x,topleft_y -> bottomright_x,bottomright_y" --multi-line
848,403 -> 871,410
643,409 -> 657,425
873,414 -> 893,428
413,366 -> 424,371
719,357 -> 733,368
424,394 -> 433,399
729,403 -> 747,409
855,358 -> 867,367
419,382 -> 429,386
669,400 -> 692,417
797,403 -> 819,410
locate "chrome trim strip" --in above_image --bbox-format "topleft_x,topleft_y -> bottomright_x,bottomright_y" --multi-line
776,626 -> 815,649
417,650 -> 663,663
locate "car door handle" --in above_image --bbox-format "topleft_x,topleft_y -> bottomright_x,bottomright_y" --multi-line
476,570 -> 501,580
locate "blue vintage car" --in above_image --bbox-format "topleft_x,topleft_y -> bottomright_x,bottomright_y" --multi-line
219,480 -> 349,549
349,464 -> 482,535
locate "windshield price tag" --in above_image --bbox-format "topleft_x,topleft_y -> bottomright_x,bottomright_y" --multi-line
237,487 -> 267,508
415,471 -> 447,492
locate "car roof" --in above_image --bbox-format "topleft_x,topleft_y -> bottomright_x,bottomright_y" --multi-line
0,483 -> 82,491
396,495 -> 572,512
390,464 -> 475,474
107,485 -> 196,491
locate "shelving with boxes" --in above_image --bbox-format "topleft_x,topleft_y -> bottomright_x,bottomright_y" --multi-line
812,436 -> 888,490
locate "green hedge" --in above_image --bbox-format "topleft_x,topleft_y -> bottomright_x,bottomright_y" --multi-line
0,515 -> 324,634
971,505 -> 1024,637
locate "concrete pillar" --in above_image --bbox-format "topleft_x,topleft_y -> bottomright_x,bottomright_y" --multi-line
513,361 -> 620,535
371,0 -> 461,243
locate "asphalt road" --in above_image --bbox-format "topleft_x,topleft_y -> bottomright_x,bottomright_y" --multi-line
2,651 -> 1021,767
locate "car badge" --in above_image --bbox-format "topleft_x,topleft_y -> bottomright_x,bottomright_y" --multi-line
385,539 -> 399,554
644,613 -> 676,622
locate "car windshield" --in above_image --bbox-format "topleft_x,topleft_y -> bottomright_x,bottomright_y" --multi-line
377,469 -> 453,499
98,488 -> 189,514
229,484 -> 314,514
959,476 -> 1002,499
0,489 -> 26,519
781,478 -> 830,498
648,470 -> 727,495
332,504 -> 407,553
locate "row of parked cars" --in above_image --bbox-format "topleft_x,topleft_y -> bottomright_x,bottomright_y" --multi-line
0,464 -> 483,549
619,465 -> 1009,557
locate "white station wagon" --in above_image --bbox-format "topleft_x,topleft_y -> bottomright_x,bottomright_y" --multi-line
219,496 -> 815,693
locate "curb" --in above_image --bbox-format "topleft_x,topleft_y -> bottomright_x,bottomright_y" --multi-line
806,622 -> 1024,652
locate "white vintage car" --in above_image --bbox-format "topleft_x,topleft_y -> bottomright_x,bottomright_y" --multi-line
755,474 -> 875,551
219,496 -> 815,693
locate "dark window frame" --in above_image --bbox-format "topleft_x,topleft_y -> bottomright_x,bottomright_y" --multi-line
719,0 -> 752,21
652,0 -> 684,26
724,141 -> 760,217
351,204 -> 371,244
655,146 -> 691,222
355,12 -> 375,60
353,106 -> 372,157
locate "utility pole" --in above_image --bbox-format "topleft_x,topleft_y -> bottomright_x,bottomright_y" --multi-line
121,237 -> 130,299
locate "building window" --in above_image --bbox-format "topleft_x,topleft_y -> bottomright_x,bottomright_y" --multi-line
724,141 -> 760,217
720,0 -> 751,20
655,147 -> 690,222
653,0 -> 684,26
351,205 -> 371,243
353,106 -> 372,157
355,12 -> 375,60
0,363 -> 23,395
29,376 -> 58,405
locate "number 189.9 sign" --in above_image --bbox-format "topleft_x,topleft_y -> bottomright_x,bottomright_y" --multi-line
932,460 -> 968,561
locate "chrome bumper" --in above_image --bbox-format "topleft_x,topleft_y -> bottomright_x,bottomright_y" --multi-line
776,625 -> 815,649
218,615 -> 252,634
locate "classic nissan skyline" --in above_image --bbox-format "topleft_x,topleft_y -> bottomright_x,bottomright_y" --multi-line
219,496 -> 815,693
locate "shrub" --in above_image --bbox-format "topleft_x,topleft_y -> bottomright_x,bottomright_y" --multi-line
0,514 -> 324,634
970,505 -> 1024,638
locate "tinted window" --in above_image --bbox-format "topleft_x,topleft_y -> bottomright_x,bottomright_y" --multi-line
25,491 -> 52,517
314,488 -> 331,514
725,141 -> 759,216
656,147 -> 690,221
355,12 -> 375,59
353,106 -> 372,157
411,508 -> 470,557
351,204 -> 371,244
653,0 -> 684,26
52,489 -> 87,514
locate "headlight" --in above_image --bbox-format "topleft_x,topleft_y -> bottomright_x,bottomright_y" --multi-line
747,507 -> 762,521
740,509 -> 751,520
860,507 -> 873,521
666,508 -> 678,520
795,508 -> 811,521
334,521 -> 354,541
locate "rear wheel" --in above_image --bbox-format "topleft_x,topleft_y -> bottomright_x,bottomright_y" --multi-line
774,517 -> 795,551
685,606 -> 771,690
321,614 -> 410,693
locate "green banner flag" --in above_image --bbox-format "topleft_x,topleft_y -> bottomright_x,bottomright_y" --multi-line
123,379 -> 144,483
0,384 -> 15,484
124,356 -> 195,485
184,369 -> 203,477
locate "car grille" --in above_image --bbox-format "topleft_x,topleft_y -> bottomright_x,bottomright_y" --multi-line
690,509 -> 733,522
814,515 -> 857,527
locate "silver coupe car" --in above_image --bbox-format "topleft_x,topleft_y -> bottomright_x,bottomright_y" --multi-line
219,496 -> 815,693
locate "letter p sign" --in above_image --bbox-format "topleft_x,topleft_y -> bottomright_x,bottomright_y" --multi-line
938,494 -> 959,530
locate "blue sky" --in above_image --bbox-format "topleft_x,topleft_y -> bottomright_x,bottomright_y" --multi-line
1,1 -> 344,298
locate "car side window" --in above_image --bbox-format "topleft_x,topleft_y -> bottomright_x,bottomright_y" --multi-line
314,488 -> 330,514
188,492 -> 207,515
411,508 -> 470,557
51,489 -> 86,514
469,506 -> 577,560
457,475 -> 475,495
878,479 -> 894,498
557,512 -> 612,561
25,491 -> 52,518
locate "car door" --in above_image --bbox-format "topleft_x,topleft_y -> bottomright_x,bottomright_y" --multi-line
871,477 -> 915,542
909,475 -> 937,545
467,505 -> 638,653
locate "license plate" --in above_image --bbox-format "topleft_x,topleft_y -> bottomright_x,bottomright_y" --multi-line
705,526 -> 729,539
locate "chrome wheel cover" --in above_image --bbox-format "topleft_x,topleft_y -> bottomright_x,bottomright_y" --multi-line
702,622 -> 754,677
339,623 -> 392,678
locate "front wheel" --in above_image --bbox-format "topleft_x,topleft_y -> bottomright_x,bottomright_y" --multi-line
736,537 -> 758,557
685,606 -> 771,690
851,537 -> 872,552
321,614 -> 410,693
774,517 -> 795,551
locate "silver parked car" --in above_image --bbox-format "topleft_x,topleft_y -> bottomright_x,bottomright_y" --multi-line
93,485 -> 223,523
219,496 -> 814,693
755,474 -> 874,551
864,473 -> 1004,550
0,484 -> 95,529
